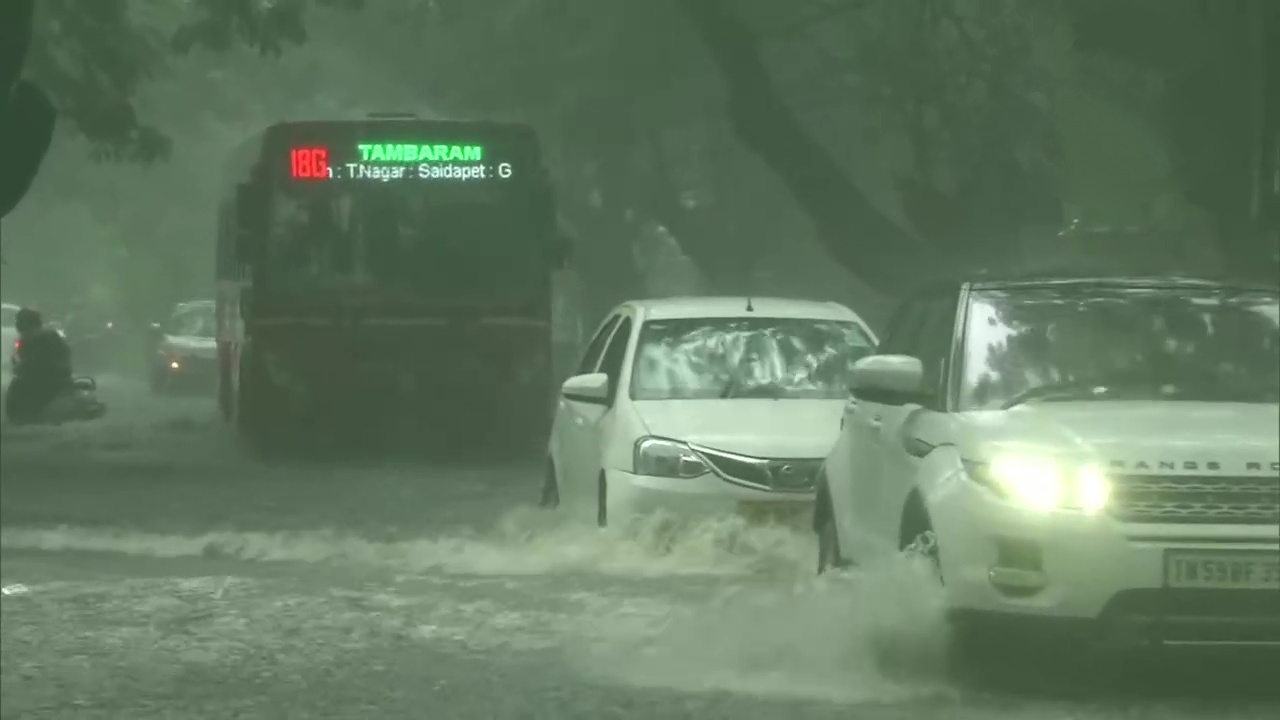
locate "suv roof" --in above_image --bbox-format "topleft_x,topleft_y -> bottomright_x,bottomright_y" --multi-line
966,273 -> 1278,293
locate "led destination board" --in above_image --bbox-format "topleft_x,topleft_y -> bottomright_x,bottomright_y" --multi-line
289,142 -> 515,182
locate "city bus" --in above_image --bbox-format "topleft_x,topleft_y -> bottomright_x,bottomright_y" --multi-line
215,115 -> 570,454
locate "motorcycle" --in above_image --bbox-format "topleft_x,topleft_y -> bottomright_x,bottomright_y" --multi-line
5,349 -> 107,425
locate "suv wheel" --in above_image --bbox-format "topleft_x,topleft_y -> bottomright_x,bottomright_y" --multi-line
900,495 -> 941,579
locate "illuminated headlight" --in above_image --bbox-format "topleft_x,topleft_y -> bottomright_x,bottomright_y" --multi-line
169,359 -> 181,370
964,454 -> 1110,513
633,437 -> 709,479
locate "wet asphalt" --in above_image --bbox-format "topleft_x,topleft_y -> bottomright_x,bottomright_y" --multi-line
2,375 -> 1278,719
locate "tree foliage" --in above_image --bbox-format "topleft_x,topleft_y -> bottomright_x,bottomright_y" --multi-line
25,0 -> 366,163
13,0 -> 1264,321
1,0 -> 55,233
1069,0 -> 1274,279
843,0 -> 1069,247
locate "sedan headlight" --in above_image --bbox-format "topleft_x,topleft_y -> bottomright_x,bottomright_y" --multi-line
633,437 -> 710,479
964,453 -> 1110,513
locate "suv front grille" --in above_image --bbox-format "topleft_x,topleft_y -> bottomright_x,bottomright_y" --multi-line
1109,474 -> 1280,525
692,446 -> 821,494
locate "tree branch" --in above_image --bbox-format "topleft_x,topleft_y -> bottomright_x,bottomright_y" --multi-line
676,0 -> 943,294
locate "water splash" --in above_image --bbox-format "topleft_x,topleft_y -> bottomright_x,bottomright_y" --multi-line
567,551 -> 954,703
0,506 -> 814,579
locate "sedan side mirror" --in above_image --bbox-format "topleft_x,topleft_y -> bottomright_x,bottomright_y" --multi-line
850,354 -> 924,406
561,372 -> 609,405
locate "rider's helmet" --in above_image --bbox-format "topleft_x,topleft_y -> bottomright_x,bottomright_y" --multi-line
15,307 -> 41,335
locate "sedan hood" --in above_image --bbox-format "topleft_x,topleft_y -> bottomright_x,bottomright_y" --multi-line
954,401 -> 1280,475
632,399 -> 845,459
163,335 -> 217,360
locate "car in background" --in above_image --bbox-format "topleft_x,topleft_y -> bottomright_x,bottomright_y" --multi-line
817,274 -> 1280,651
2,303 -> 18,369
150,300 -> 218,393
543,296 -> 878,528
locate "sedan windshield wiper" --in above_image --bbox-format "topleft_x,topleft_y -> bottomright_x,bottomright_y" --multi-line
720,377 -> 789,399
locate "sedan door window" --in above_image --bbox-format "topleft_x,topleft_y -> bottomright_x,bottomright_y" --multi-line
596,317 -> 633,404
576,315 -> 620,375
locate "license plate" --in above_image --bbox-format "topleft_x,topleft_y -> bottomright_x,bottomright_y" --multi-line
1164,550 -> 1280,590
738,501 -> 811,526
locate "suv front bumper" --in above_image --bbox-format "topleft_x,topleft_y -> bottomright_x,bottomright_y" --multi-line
932,482 -> 1280,646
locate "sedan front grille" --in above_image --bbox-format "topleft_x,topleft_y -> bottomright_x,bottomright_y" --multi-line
1109,474 -> 1280,525
692,446 -> 821,494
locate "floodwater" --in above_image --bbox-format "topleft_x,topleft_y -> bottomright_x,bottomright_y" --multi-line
2,375 -> 1277,719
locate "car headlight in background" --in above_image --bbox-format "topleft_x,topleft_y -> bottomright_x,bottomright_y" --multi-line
633,437 -> 709,479
964,453 -> 1110,513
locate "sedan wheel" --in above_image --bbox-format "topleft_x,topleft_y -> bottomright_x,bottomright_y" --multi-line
816,505 -> 849,574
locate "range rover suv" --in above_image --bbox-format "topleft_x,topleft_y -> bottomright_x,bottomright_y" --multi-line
816,274 -> 1279,650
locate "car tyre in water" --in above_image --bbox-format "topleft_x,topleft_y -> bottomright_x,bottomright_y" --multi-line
898,503 -> 995,677
899,494 -> 941,579
539,462 -> 560,508
150,367 -> 169,395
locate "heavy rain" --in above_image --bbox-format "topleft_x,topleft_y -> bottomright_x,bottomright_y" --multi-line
2,1 -> 1278,718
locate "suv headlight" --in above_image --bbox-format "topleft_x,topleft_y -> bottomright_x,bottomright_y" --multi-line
633,437 -> 709,478
963,453 -> 1110,513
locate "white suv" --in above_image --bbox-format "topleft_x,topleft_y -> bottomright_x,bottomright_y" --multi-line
817,276 -> 1280,648
544,296 -> 877,527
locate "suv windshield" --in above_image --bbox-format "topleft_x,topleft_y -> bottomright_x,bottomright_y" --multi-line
630,317 -> 875,400
960,286 -> 1280,410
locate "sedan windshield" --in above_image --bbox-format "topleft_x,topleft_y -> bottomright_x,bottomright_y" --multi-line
960,286 -> 1280,410
630,316 -> 875,400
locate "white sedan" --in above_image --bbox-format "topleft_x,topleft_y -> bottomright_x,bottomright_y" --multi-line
542,296 -> 877,527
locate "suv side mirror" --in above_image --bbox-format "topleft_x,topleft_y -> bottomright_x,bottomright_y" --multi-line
850,354 -> 924,405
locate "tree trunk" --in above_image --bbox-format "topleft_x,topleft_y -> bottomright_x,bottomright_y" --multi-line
677,0 -> 944,296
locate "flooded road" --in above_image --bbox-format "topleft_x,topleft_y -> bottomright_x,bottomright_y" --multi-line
2,376 -> 1277,719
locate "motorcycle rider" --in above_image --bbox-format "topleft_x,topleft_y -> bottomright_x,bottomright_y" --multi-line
5,306 -> 72,423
